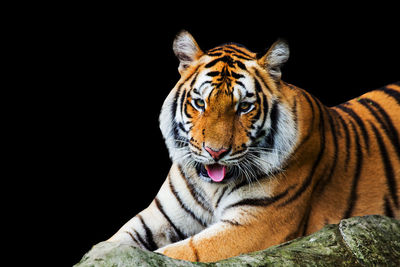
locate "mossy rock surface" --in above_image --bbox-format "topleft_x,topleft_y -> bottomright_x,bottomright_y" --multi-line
74,215 -> 400,266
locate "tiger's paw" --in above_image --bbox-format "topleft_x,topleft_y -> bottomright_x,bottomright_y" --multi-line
155,239 -> 199,262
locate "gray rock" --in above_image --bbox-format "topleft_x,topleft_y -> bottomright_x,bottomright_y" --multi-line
74,215 -> 400,266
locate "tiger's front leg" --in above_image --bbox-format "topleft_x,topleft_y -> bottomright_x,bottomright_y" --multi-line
154,188 -> 301,263
107,164 -> 211,250
155,218 -> 269,262
151,171 -> 298,262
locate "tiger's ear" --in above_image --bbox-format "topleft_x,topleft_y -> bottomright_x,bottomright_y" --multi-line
173,30 -> 203,74
259,39 -> 289,81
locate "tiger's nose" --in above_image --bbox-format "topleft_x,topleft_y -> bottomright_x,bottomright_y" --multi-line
204,146 -> 229,160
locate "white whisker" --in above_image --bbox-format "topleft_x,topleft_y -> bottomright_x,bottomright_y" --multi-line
239,157 -> 268,194
247,146 -> 286,154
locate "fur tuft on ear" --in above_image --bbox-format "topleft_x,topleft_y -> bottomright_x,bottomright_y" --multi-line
259,39 -> 289,81
173,30 -> 203,74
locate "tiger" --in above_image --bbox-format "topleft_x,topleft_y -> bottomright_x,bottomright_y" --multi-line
107,30 -> 400,262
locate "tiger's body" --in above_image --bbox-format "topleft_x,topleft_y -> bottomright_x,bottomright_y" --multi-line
108,31 -> 400,262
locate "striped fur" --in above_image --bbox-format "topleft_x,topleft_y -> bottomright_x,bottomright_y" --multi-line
108,31 -> 400,262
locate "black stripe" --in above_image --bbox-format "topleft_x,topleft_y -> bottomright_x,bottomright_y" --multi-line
235,81 -> 246,89
252,82 -> 268,141
221,219 -> 242,226
251,108 -> 262,126
225,188 -> 289,210
369,122 -> 399,208
206,47 -> 224,53
178,165 -> 212,212
262,100 -> 279,148
358,98 -> 400,160
206,71 -> 220,77
137,215 -> 158,251
325,107 -> 339,164
188,237 -> 199,262
133,229 -> 151,250
177,122 -> 188,133
384,196 -> 394,218
171,83 -> 183,123
302,91 -> 316,122
301,206 -> 312,236
205,55 -> 236,68
172,84 -> 182,117
168,175 -> 207,227
249,80 -> 263,132
246,92 -> 255,98
227,179 -> 250,196
183,104 -> 192,119
207,89 -> 216,102
190,72 -> 199,88
179,88 -> 187,117
171,85 -> 183,146
259,87 -> 269,129
182,89 -> 192,119
229,148 -> 247,157
205,57 -> 224,68
197,81 -> 212,94
253,68 -> 272,94
235,60 -> 247,70
181,65 -> 201,84
154,198 -> 186,241
330,107 -> 341,137
332,109 -> 351,171
215,186 -> 228,209
377,86 -> 400,105
317,108 -> 339,192
207,52 -> 223,57
336,104 -> 370,152
233,54 -> 253,61
292,98 -> 298,132
254,76 -> 263,93
343,120 -> 363,219
222,49 -> 247,57
284,204 -> 311,242
230,71 -> 244,79
224,45 -> 254,58
292,91 -> 316,153
279,96 -> 326,207
124,231 -> 140,246
222,49 -> 241,55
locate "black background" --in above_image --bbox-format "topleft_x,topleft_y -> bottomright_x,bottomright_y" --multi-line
30,5 -> 398,266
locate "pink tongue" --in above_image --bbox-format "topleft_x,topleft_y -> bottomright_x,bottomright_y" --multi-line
206,164 -> 226,182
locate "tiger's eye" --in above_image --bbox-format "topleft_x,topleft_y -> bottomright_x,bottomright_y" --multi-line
194,99 -> 205,110
239,102 -> 252,113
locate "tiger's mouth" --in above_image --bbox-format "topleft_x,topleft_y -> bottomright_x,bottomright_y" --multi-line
197,164 -> 237,183
204,164 -> 226,182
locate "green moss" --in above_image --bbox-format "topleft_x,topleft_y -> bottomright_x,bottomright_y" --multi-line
339,215 -> 400,265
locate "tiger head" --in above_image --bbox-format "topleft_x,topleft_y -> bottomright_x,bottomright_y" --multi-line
160,31 -> 298,183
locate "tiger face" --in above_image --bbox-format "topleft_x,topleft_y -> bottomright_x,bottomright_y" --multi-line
160,31 -> 297,183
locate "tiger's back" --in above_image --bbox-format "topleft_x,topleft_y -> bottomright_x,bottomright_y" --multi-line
306,83 -> 400,232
